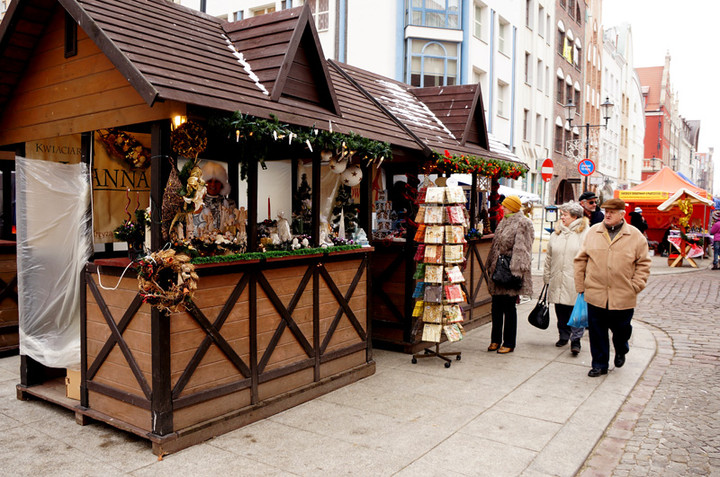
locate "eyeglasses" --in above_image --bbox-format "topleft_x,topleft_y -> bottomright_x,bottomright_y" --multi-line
587,200 -> 597,205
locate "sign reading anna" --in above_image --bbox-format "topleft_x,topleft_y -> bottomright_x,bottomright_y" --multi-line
92,131 -> 151,243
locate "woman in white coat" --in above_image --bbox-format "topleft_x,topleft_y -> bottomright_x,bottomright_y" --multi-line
543,201 -> 588,355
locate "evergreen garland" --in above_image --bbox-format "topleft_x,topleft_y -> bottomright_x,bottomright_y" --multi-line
190,244 -> 362,264
209,112 -> 392,179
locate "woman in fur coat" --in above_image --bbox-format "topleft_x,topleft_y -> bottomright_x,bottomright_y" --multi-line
485,196 -> 534,354
542,201 -> 588,355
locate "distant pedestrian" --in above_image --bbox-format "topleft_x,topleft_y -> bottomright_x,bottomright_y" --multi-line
579,191 -> 604,226
711,212 -> 720,270
486,195 -> 534,354
628,207 -> 649,236
574,198 -> 651,377
543,201 -> 588,355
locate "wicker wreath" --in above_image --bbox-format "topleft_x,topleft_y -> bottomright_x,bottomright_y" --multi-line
171,121 -> 207,159
135,249 -> 198,313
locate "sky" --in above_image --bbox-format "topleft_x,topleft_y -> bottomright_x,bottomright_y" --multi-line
602,0 -> 720,196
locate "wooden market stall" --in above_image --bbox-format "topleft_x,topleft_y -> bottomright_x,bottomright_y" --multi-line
0,0 -> 528,454
0,0 -> 415,454
327,71 -> 527,352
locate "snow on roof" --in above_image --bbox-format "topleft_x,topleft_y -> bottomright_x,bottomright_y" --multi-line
223,34 -> 269,96
376,79 -> 456,141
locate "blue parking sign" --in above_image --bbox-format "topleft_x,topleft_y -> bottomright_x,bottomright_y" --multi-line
578,159 -> 595,176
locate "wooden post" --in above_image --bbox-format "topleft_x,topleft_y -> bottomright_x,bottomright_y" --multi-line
312,153 -> 321,247
149,120 -> 173,436
247,158 -> 258,252
150,121 -> 171,250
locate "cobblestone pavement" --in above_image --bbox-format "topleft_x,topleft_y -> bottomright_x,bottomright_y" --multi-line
579,268 -> 720,477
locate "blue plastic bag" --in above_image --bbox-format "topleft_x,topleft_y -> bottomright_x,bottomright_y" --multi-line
568,293 -> 588,328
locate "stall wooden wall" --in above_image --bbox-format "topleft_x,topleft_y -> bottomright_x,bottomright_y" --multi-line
0,7 -> 183,145
84,253 -> 371,440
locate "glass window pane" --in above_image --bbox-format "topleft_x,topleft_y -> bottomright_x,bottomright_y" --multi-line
426,12 -> 443,27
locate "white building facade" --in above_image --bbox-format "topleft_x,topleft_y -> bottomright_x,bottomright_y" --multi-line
178,0 -> 557,197
601,23 -> 644,190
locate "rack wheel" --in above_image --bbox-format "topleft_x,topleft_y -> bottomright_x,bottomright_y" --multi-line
444,361 -> 451,368
411,357 -> 417,364
456,355 -> 461,361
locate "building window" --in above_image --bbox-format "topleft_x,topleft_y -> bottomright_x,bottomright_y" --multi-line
234,10 -> 244,21
555,125 -> 564,152
524,52 -> 532,84
560,0 -> 566,9
574,88 -> 580,108
409,0 -> 460,29
576,3 -> 582,23
251,5 -> 276,16
308,0 -> 329,31
546,66 -> 550,96
566,83 -> 573,106
497,82 -> 508,117
537,5 -> 545,37
525,0 -> 532,29
498,18 -> 510,55
557,29 -> 565,56
536,60 -> 543,91
409,40 -> 459,87
568,0 -> 575,20
535,114 -> 542,145
474,3 -> 486,40
523,109 -> 530,141
556,77 -> 564,103
64,11 -> 77,58
574,45 -> 582,69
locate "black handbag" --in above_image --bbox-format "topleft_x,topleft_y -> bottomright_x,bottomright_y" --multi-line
491,254 -> 523,289
528,284 -> 550,330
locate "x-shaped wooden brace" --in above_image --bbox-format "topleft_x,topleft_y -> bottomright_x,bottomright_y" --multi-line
319,257 -> 368,353
256,267 -> 314,374
86,279 -> 151,400
0,275 -> 18,304
172,274 -> 251,399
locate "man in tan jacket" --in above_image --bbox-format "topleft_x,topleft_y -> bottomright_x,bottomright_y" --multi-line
574,198 -> 651,377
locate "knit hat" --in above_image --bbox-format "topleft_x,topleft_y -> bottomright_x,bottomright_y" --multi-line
634,207 -> 642,213
201,160 -> 231,196
502,195 -> 522,213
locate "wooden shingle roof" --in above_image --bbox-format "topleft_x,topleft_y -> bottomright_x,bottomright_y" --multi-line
0,0 -> 525,166
411,83 -> 489,149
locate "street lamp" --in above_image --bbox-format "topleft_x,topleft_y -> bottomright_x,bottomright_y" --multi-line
565,96 -> 614,190
672,155 -> 677,170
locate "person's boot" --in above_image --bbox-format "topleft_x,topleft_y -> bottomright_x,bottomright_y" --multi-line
570,339 -> 581,355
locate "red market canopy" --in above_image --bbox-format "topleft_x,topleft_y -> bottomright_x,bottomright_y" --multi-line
616,166 -> 710,204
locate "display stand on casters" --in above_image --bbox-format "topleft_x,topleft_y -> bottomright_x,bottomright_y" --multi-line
411,343 -> 461,368
409,184 -> 467,368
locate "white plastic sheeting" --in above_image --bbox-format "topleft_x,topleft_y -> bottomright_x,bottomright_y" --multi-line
16,157 -> 92,369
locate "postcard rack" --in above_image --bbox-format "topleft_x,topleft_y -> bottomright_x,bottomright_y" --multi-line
409,185 -> 468,368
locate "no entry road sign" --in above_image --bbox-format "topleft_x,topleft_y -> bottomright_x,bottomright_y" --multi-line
541,159 -> 553,182
578,159 -> 595,176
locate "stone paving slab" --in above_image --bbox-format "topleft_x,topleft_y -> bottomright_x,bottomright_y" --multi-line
0,290 -> 657,476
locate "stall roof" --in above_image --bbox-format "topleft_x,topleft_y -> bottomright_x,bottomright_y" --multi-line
0,0 -> 524,165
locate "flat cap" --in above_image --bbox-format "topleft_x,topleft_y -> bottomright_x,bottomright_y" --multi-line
600,198 -> 626,210
578,191 -> 597,201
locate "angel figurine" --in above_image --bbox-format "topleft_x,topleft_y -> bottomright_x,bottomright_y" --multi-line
277,210 -> 292,243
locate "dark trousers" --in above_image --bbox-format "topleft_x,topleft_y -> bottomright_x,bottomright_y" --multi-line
491,294 -> 517,348
587,303 -> 634,370
555,303 -> 584,342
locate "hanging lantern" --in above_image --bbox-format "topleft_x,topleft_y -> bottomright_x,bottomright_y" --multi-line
341,165 -> 362,186
329,156 -> 347,174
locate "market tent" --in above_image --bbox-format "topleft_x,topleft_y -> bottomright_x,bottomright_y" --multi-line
616,166 -> 709,204
615,167 -> 712,243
